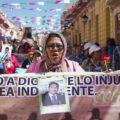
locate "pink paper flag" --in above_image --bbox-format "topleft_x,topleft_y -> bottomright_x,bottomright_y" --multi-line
29,2 -> 36,5
54,0 -> 61,4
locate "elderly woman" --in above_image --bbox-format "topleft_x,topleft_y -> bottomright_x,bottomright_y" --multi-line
82,44 -> 106,72
26,32 -> 84,73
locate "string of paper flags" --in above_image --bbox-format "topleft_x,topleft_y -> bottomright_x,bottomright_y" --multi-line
0,0 -> 79,7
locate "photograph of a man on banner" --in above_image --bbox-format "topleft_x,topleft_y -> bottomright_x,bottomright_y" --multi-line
42,81 -> 66,106
38,76 -> 70,114
0,44 -> 12,67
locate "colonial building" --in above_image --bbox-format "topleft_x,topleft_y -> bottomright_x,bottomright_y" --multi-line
0,9 -> 20,40
106,0 -> 120,45
62,0 -> 120,47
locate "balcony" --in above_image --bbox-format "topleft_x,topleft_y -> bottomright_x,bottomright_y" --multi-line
106,0 -> 120,9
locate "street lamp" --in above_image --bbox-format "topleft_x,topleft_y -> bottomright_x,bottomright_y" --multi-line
81,15 -> 88,40
10,30 -> 14,40
70,23 -> 74,30
81,15 -> 88,24
10,31 -> 14,36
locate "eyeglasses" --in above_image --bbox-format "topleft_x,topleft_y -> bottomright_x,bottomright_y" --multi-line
46,44 -> 64,50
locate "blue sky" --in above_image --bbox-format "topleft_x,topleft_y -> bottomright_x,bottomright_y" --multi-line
0,0 -> 75,33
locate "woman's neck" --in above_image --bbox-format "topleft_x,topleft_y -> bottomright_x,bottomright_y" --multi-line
41,61 -> 48,72
41,60 -> 68,72
91,57 -> 98,64
62,60 -> 68,72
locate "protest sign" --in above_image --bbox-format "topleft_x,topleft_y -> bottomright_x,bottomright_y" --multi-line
0,44 -> 12,67
0,71 -> 120,120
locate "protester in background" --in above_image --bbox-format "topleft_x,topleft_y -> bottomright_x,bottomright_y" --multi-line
81,42 -> 92,67
13,45 -> 26,65
74,44 -> 84,65
62,113 -> 75,120
0,35 -> 4,52
11,39 -> 20,53
66,45 -> 72,59
112,46 -> 120,71
84,38 -> 88,44
26,32 -> 85,73
106,38 -> 116,68
89,108 -> 102,120
17,45 -> 24,54
22,49 -> 34,68
32,50 -> 42,62
32,41 -> 40,50
66,46 -> 76,60
22,42 -> 31,53
82,44 -> 106,72
1,54 -> 21,74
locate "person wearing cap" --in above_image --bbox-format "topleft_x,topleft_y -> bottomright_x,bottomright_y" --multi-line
26,32 -> 85,73
82,44 -> 106,72
76,42 -> 93,67
73,44 -> 84,65
32,50 -> 42,63
22,49 -> 34,68
112,45 -> 120,71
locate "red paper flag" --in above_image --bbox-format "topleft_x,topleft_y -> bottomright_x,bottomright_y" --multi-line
9,7 -> 14,10
48,16 -> 52,18
50,9 -> 54,11
46,23 -> 50,25
29,2 -> 36,5
30,17 -> 35,19
16,18 -> 20,20
29,8 -> 35,10
47,20 -> 51,22
18,22 -> 21,25
61,21 -> 63,24
54,0 -> 61,4
2,3 -> 8,6
12,16 -> 16,19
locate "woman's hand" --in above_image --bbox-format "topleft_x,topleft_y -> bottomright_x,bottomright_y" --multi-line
1,60 -> 7,74
104,69 -> 113,73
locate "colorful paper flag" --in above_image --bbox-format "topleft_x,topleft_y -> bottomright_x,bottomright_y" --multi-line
29,3 -> 36,5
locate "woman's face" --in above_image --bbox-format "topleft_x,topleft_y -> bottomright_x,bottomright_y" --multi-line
93,50 -> 101,60
18,46 -> 24,53
84,49 -> 89,57
32,53 -> 42,62
46,37 -> 64,65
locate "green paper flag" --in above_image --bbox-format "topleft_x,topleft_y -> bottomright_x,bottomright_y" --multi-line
43,9 -> 48,12
1,6 -> 6,8
21,3 -> 27,6
42,20 -> 45,23
72,0 -> 79,2
64,8 -> 68,11
46,1 -> 53,4
57,19 -> 60,21
25,16 -> 28,18
42,16 -> 46,18
22,7 -> 26,9
26,20 -> 30,23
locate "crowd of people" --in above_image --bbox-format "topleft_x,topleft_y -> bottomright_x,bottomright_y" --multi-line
67,38 -> 117,72
0,32 -> 118,74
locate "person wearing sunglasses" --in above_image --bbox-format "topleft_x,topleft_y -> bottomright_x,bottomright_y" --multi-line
26,32 -> 85,73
